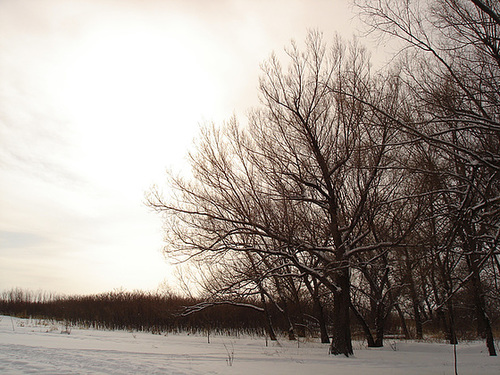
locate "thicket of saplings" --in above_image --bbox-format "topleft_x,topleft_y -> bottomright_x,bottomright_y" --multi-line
1,288 -> 497,342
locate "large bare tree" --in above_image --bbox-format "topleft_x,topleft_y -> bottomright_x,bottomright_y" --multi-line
148,32 -> 416,356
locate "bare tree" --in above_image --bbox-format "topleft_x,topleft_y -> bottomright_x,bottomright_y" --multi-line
148,32 -> 418,356
356,0 -> 499,355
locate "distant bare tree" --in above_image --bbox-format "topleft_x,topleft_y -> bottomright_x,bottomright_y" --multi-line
356,0 -> 499,355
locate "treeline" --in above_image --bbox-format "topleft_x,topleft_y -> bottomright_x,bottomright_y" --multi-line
1,287 -> 496,342
146,0 -> 500,357
0,288 -> 266,335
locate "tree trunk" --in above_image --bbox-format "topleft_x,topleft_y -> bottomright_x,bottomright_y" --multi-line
412,298 -> 423,340
394,303 -> 410,339
468,253 -> 497,356
350,302 -> 376,347
373,303 -> 386,348
329,269 -> 353,356
280,299 -> 296,341
305,277 -> 330,343
403,249 -> 423,339
264,308 -> 277,341
287,318 -> 296,341
316,299 -> 330,344
445,300 -> 458,345
287,275 -> 306,338
259,289 -> 277,341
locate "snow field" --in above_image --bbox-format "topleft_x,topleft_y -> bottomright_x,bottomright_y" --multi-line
0,315 -> 498,374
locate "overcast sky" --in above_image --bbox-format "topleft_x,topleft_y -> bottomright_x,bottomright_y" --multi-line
0,0 -> 360,295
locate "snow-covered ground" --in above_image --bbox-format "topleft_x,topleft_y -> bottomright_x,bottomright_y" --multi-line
0,315 -> 498,374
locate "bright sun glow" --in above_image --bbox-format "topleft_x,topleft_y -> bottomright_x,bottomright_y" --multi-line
57,17 -> 219,186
